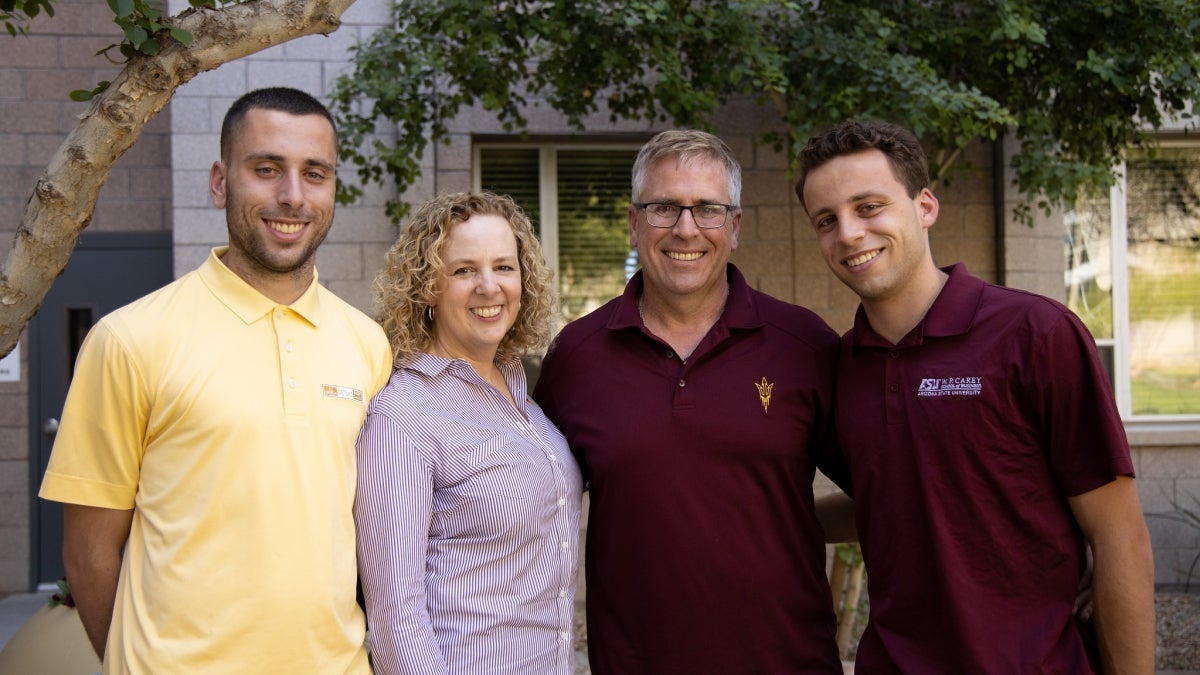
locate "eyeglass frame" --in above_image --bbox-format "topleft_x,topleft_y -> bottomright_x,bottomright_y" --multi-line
633,202 -> 738,229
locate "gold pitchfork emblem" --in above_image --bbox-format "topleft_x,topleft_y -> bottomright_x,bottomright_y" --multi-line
755,376 -> 773,414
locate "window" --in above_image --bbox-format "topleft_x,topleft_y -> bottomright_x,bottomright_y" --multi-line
476,144 -> 639,322
1065,143 -> 1200,418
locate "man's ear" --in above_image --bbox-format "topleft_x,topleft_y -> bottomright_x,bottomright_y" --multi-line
628,203 -> 639,248
209,161 -> 227,209
917,187 -> 939,230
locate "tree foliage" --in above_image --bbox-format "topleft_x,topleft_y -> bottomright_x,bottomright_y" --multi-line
331,0 -> 1200,222
0,0 -> 54,36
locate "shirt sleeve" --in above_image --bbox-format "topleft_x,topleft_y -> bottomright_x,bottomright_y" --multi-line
39,320 -> 147,508
533,341 -> 592,488
1031,310 -> 1134,496
355,405 -> 450,675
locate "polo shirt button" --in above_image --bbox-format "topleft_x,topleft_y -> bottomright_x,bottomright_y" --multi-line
288,378 -> 297,389
276,310 -> 285,319
889,383 -> 899,392
890,350 -> 900,358
666,351 -> 674,359
678,379 -> 685,387
284,342 -> 293,353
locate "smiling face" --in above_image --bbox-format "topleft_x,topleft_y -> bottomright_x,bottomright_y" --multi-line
629,155 -> 740,304
209,108 -> 337,294
429,214 -> 523,366
802,149 -> 940,308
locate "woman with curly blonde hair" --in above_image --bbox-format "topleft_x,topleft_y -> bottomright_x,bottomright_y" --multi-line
355,191 -> 583,674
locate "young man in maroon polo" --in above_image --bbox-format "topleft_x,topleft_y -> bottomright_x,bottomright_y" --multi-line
534,130 -> 851,673
795,119 -> 1155,674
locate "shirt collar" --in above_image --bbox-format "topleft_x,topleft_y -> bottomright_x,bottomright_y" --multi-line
605,264 -> 764,332
851,262 -> 982,348
407,352 -> 529,407
197,246 -> 323,327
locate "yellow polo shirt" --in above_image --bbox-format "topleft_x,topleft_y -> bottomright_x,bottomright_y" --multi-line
40,248 -> 392,674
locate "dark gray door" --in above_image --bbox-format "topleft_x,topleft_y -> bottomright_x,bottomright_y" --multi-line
30,232 -> 173,587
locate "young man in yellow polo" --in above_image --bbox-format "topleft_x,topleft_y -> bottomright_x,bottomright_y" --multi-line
39,87 -> 392,674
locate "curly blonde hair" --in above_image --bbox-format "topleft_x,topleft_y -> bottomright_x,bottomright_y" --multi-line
375,191 -> 558,365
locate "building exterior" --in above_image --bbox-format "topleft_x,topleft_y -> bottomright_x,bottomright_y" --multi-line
0,0 -> 1196,599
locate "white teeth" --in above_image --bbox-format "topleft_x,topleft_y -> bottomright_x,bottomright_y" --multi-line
667,251 -> 703,261
846,250 -> 880,267
267,221 -> 302,234
473,306 -> 501,318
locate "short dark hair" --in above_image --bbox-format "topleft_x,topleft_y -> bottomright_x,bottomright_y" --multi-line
219,87 -> 337,162
794,120 -> 929,210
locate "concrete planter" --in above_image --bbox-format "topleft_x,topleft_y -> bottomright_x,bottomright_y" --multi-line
0,602 -> 101,675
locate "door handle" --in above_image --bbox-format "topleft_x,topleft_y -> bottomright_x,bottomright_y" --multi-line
42,418 -> 59,437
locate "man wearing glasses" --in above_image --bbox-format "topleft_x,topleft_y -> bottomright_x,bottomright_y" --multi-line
534,130 -> 850,673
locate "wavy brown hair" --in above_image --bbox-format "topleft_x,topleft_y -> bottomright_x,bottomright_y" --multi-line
374,191 -> 558,365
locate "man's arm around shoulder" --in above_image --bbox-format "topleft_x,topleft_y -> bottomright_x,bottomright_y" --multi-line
63,504 -> 134,660
1068,475 -> 1155,674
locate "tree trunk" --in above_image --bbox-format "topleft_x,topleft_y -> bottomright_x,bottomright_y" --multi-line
0,0 -> 358,358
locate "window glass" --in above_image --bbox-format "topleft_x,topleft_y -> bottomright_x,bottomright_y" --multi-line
1065,190 -> 1114,340
479,148 -> 541,234
556,150 -> 635,318
1125,147 -> 1200,415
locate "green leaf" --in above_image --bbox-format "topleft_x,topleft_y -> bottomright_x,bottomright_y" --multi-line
170,27 -> 194,45
122,23 -> 147,47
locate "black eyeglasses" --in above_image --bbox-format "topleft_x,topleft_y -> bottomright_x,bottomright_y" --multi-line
634,202 -> 736,229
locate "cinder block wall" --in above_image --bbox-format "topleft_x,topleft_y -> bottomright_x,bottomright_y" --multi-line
0,0 -> 173,593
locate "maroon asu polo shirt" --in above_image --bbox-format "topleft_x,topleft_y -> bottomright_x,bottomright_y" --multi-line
838,264 -> 1133,674
535,265 -> 849,675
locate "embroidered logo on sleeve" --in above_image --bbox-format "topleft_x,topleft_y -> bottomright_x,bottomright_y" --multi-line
917,377 -> 983,397
322,384 -> 364,403
755,376 -> 774,413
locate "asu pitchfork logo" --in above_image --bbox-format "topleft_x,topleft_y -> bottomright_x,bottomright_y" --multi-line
755,376 -> 774,413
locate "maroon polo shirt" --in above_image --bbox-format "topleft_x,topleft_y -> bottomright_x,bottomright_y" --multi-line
838,263 -> 1133,674
534,265 -> 849,675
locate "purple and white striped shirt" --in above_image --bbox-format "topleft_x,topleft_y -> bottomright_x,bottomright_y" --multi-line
355,353 -> 582,675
